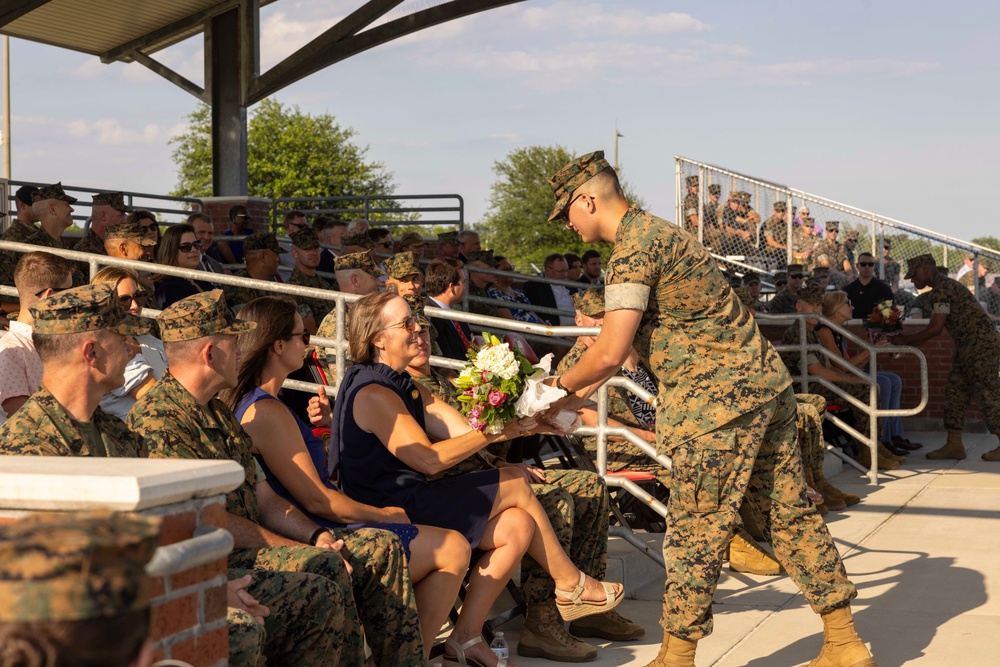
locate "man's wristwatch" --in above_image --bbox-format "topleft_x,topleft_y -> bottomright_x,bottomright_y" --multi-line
556,376 -> 571,393
309,527 -> 328,546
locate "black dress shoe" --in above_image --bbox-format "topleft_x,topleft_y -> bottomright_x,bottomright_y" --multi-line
885,443 -> 910,456
892,437 -> 923,451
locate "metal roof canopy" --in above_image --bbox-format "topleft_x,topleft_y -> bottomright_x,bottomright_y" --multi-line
0,0 -> 525,196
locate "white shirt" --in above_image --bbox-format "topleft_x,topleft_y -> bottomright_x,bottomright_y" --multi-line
100,334 -> 168,421
0,320 -> 43,422
552,285 -> 575,326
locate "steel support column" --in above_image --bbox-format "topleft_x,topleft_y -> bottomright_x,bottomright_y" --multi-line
209,7 -> 247,196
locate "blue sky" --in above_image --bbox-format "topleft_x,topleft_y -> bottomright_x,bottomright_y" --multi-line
6,0 -> 999,240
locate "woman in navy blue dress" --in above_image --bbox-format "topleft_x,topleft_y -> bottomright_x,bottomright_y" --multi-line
332,291 -> 623,667
224,295 -> 471,661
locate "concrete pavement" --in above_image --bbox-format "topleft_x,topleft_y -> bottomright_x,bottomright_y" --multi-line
489,430 -> 1000,666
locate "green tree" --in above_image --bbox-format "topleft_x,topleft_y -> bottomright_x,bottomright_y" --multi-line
971,236 -> 1000,253
170,99 -> 398,221
479,145 -> 644,270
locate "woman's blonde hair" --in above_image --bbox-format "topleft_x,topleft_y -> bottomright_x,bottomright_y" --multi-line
821,290 -> 850,318
348,291 -> 402,364
90,265 -> 140,289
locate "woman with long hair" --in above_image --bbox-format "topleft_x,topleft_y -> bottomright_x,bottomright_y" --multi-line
224,295 -> 471,660
127,208 -> 160,251
488,256 -> 544,325
153,223 -> 213,309
331,290 -> 623,667
91,266 -> 167,419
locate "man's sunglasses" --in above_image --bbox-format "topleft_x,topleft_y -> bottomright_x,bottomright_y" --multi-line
858,262 -> 875,267
789,273 -> 806,279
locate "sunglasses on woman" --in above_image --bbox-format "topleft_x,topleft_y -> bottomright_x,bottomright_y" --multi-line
381,316 -> 418,333
178,241 -> 203,253
285,331 -> 310,345
119,293 -> 140,307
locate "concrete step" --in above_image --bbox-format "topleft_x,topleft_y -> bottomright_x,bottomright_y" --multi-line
606,533 -> 665,601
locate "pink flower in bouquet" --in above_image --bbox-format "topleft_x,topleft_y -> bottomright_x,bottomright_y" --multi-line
468,416 -> 485,432
487,390 -> 507,407
469,404 -> 484,420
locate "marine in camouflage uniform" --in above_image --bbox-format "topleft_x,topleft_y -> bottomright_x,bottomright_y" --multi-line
766,264 -> 808,315
74,191 -> 131,257
0,283 -> 149,456
811,221 -> 849,277
224,233 -> 308,319
760,202 -> 790,267
128,290 -> 422,666
881,241 -> 901,290
897,254 -> 1000,461
791,217 -> 819,267
286,226 -> 336,325
545,152 -> 860,657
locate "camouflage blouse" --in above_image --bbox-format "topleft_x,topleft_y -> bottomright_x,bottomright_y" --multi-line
604,206 -> 790,448
0,387 -> 145,457
127,371 -> 260,523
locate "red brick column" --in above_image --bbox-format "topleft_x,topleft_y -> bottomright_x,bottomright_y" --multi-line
198,196 -> 272,237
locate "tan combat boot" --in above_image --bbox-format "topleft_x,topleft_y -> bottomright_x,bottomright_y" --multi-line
569,609 -> 645,641
878,442 -> 906,464
518,603 -> 597,662
856,445 -> 899,471
728,529 -> 783,576
808,606 -> 876,667
645,633 -> 697,667
805,466 -> 838,512
812,460 -> 860,507
982,446 -> 1000,461
926,430 -> 966,460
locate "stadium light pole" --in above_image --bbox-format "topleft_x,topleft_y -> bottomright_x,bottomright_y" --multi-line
2,35 -> 9,180
614,123 -> 623,171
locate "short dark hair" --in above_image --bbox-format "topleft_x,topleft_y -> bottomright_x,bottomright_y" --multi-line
187,212 -> 212,225
858,252 -> 875,261
368,227 -> 391,241
564,252 -> 581,266
228,205 -> 248,220
283,210 -> 306,223
544,253 -> 566,269
582,249 -> 602,262
425,258 -> 464,296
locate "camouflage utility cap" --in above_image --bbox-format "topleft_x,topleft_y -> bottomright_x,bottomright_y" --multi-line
734,191 -> 751,203
743,271 -> 761,285
290,226 -> 321,250
773,201 -> 787,212
826,220 -> 840,231
106,220 -> 157,246
708,184 -> 721,195
786,264 -> 807,275
797,284 -> 826,304
437,231 -> 459,246
335,251 -> 384,278
92,191 -> 130,212
398,231 -> 424,247
904,253 -> 936,279
811,266 -> 830,277
466,249 -> 498,268
685,175 -> 699,187
403,293 -> 433,331
547,150 -> 611,222
572,287 -> 606,317
159,289 -> 256,342
773,271 -> 788,282
244,232 -> 280,254
30,283 -> 148,336
0,510 -> 160,622
32,181 -> 77,205
844,230 -> 860,241
385,251 -> 422,279
341,230 -> 373,249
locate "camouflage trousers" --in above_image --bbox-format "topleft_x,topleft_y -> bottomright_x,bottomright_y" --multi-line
521,468 -> 609,607
796,393 -> 827,477
661,386 -> 856,640
945,346 -> 1000,433
230,526 -> 424,667
809,379 -> 882,445
228,568 -> 361,666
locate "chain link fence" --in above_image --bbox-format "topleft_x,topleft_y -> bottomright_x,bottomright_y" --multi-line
675,157 -> 1000,313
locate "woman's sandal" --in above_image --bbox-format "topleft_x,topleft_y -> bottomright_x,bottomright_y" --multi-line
442,635 -> 508,667
554,571 -> 624,622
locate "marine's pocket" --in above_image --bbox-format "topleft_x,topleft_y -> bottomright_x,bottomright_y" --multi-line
669,430 -> 735,514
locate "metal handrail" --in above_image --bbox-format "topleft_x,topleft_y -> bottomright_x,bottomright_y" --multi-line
270,193 -> 465,231
759,312 -> 929,483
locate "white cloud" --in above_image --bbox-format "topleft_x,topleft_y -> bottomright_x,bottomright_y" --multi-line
519,3 -> 707,35
260,11 -> 344,69
64,119 -> 174,145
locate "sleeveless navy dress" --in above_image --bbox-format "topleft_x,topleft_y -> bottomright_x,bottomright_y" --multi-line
235,387 -> 419,555
330,363 -> 499,548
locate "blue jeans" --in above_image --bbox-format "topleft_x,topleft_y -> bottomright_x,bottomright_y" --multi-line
877,372 -> 904,441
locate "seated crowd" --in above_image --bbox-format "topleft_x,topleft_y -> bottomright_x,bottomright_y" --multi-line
0,181 -> 968,665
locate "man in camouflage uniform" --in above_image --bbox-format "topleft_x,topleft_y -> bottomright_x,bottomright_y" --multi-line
104,217 -> 158,262
843,230 -> 860,282
223,232 -> 285,312
741,272 -> 768,313
315,251 -> 385,379
895,254 -> 1000,462
406,302 -> 642,662
466,248 -> 502,318
286,226 -> 336,333
812,221 -> 851,285
436,229 -> 461,260
75,191 -> 130,256
0,511 -> 165,667
0,283 -> 149,457
792,216 -> 820,267
385,250 -> 425,298
340,229 -> 375,256
9,182 -> 87,286
881,240 -> 901,292
761,201 -> 790,268
681,175 -> 700,237
543,151 -> 872,666
767,263 -> 808,314
719,191 -> 758,256
129,290 -> 423,665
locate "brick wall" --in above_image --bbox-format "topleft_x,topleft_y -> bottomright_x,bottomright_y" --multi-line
143,496 -> 229,667
760,320 -> 985,430
199,196 -> 272,237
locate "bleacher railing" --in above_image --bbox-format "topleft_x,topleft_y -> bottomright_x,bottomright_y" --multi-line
270,194 -> 465,232
676,157 -> 1000,302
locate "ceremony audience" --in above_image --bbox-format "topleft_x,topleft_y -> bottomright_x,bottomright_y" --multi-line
489,255 -> 544,324
523,253 -> 575,326
154,223 -> 213,309
425,257 -> 472,360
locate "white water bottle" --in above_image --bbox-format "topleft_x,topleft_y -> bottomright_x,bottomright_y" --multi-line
490,632 -> 509,660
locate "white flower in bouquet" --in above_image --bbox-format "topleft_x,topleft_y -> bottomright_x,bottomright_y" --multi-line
473,343 -> 520,380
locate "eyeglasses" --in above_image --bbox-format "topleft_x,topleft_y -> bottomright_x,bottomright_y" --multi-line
177,241 -> 203,253
285,330 -> 310,345
33,285 -> 72,298
119,293 -> 139,307
858,262 -> 875,267
381,316 -> 418,333
789,273 -> 806,279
